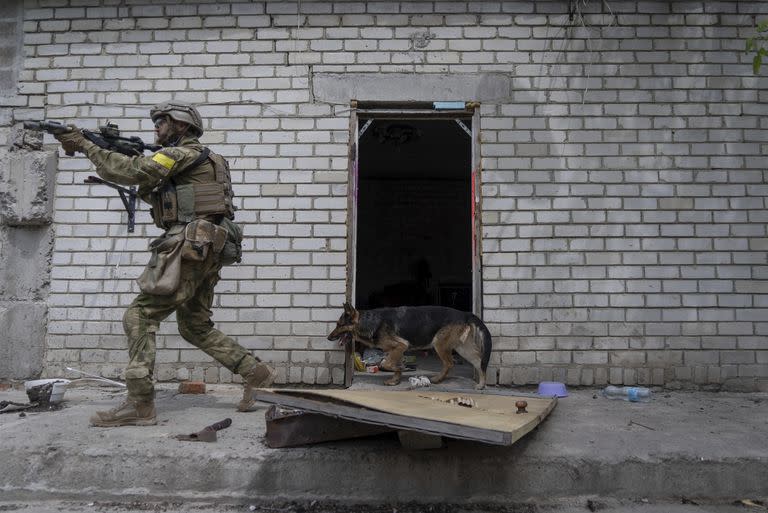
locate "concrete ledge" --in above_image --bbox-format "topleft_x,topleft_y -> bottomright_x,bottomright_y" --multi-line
1,387 -> 766,504
312,72 -> 514,103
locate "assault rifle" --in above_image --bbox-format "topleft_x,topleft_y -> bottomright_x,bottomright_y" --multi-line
24,120 -> 161,233
23,120 -> 161,157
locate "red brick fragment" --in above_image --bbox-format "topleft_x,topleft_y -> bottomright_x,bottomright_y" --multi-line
178,381 -> 206,394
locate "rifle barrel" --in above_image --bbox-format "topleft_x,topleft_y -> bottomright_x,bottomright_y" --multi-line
25,120 -> 159,155
23,120 -> 70,134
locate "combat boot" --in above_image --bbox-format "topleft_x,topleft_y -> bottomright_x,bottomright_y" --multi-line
237,362 -> 276,412
90,398 -> 157,427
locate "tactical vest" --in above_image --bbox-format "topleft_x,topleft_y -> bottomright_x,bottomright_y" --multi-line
149,148 -> 235,230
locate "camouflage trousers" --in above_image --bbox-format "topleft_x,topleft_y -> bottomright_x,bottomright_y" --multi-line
123,250 -> 258,402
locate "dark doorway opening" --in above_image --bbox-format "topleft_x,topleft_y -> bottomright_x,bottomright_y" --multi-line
355,118 -> 473,312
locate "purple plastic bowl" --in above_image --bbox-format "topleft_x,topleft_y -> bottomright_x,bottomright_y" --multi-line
537,381 -> 568,397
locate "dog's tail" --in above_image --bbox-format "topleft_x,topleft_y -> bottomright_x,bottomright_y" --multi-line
469,314 -> 493,372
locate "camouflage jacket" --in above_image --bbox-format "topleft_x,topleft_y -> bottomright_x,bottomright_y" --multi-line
81,135 -> 218,204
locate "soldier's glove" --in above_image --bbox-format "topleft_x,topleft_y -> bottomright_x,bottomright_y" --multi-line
54,125 -> 88,155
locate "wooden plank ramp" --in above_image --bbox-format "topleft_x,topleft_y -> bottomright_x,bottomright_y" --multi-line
253,388 -> 556,446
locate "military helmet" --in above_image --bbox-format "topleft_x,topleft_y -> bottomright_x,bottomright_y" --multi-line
150,101 -> 204,137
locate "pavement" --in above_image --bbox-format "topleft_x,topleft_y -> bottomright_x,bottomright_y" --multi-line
0,501 -> 762,513
1,378 -> 766,509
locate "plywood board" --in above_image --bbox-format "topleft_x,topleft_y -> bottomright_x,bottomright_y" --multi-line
253,388 -> 556,446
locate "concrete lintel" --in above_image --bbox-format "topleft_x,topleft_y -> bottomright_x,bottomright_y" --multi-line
312,73 -> 513,104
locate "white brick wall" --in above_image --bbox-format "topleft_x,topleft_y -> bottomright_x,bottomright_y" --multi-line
7,0 -> 768,390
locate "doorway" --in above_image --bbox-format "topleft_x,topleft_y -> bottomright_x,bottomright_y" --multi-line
355,117 -> 473,311
343,103 -> 482,385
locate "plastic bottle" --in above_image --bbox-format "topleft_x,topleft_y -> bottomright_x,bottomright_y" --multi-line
602,385 -> 651,402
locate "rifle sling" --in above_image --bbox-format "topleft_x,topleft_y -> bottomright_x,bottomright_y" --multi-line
187,147 -> 211,173
166,147 -> 210,187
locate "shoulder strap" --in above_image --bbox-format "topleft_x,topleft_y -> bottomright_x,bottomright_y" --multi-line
159,147 -> 211,188
187,147 -> 211,171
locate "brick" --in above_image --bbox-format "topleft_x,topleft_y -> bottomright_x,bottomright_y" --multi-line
177,381 -> 206,394
12,1 -> 765,391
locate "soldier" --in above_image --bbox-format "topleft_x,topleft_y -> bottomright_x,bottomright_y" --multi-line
55,101 -> 275,426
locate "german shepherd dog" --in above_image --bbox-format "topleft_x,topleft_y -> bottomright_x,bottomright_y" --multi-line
328,303 -> 493,389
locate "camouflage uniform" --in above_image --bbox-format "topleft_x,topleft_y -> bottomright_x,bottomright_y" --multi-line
82,135 -> 262,402
57,105 -> 274,424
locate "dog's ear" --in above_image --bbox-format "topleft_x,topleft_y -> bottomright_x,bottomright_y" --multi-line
343,302 -> 354,314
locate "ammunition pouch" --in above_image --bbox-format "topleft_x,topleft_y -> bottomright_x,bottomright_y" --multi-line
150,183 -> 179,230
177,182 -> 232,222
136,217 -> 232,295
218,216 -> 244,266
181,218 -> 227,262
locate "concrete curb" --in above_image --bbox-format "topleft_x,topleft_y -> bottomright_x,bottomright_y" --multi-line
1,386 -> 766,504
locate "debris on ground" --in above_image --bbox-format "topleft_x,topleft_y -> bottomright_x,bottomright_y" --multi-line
175,418 -> 232,442
178,381 -> 207,394
421,395 -> 476,407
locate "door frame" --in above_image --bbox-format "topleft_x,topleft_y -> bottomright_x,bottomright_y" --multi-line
343,101 -> 483,386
